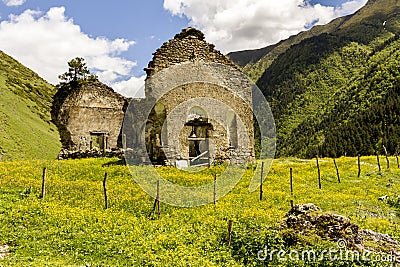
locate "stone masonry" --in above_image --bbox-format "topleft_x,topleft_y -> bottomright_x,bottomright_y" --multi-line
138,27 -> 255,166
55,27 -> 255,165
144,27 -> 239,77
55,81 -> 128,152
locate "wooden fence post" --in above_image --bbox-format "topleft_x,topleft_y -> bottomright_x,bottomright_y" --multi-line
148,180 -> 161,219
156,180 -> 160,219
41,167 -> 47,200
214,174 -> 217,205
357,155 -> 361,178
396,152 -> 399,169
227,220 -> 233,245
290,168 -> 294,208
383,145 -> 390,169
376,153 -> 381,172
260,162 -> 264,201
333,158 -> 340,183
290,168 -> 293,195
316,156 -> 321,189
103,172 -> 108,209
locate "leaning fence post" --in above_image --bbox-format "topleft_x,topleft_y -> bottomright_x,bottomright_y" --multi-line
103,172 -> 108,209
333,158 -> 341,183
41,167 -> 47,200
316,156 -> 321,189
148,179 -> 161,219
357,155 -> 361,178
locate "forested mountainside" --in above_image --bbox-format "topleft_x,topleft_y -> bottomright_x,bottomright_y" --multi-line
229,0 -> 400,158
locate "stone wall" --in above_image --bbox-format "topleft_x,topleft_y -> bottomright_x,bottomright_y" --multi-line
57,81 -> 128,150
144,27 -> 239,78
142,27 -> 255,165
157,82 -> 254,164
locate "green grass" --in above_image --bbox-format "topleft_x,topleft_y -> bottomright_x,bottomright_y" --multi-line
0,87 -> 61,161
0,51 -> 61,161
0,156 -> 399,266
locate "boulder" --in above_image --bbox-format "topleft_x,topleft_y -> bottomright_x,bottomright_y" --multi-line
282,203 -> 400,257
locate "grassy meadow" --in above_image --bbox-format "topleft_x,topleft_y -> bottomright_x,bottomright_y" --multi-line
0,156 -> 399,266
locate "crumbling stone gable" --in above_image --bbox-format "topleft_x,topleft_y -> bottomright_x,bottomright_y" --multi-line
56,81 -> 129,151
144,27 -> 239,78
139,27 -> 255,166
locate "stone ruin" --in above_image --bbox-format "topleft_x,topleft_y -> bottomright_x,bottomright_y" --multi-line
124,27 -> 255,166
54,27 -> 255,166
144,27 -> 239,77
53,81 -> 128,159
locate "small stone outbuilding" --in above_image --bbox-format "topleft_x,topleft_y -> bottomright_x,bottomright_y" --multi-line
54,81 -> 128,152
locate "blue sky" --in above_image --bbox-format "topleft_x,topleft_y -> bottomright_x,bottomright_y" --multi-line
0,1 -> 189,78
0,0 -> 367,97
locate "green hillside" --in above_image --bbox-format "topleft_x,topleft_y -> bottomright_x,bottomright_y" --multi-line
229,0 -> 400,158
0,51 -> 61,161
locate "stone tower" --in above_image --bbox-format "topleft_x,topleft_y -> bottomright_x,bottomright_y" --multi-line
132,27 -> 255,166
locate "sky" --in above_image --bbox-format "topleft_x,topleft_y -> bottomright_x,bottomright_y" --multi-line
0,0 -> 367,97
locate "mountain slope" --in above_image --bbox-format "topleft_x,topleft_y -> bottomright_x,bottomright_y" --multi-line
228,13 -> 352,81
0,51 -> 61,161
229,0 -> 400,158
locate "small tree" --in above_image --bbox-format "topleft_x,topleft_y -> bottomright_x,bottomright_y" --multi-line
52,57 -> 98,139
58,57 -> 97,87
59,57 -> 89,83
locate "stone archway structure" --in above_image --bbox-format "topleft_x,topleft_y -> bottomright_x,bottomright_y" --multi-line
140,27 -> 255,166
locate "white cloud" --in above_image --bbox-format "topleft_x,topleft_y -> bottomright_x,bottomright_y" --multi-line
338,0 -> 368,15
112,75 -> 146,98
3,0 -> 25,7
0,6 -> 140,97
163,0 -> 367,52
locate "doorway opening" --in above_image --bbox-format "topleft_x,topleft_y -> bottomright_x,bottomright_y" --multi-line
186,106 -> 212,167
90,131 -> 109,151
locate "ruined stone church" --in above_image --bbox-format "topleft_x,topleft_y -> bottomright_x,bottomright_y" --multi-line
55,27 -> 255,166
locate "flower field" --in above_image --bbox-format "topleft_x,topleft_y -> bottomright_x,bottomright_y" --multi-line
0,156 -> 399,266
